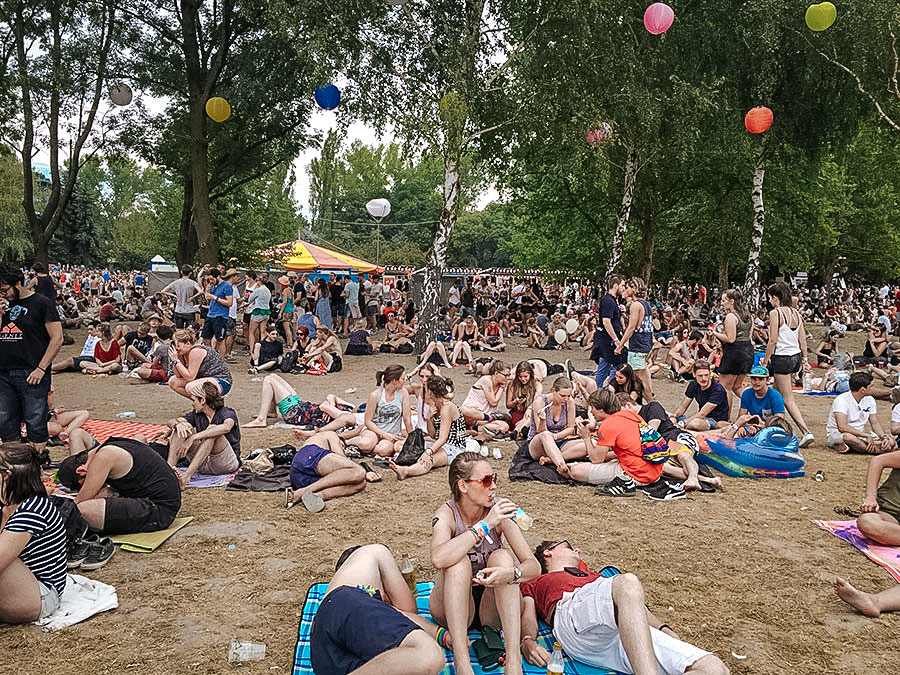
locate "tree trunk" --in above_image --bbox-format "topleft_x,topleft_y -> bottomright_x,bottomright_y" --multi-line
743,136 -> 767,310
606,145 -> 637,279
718,260 -> 729,291
415,152 -> 461,354
639,212 -> 654,282
176,175 -> 198,267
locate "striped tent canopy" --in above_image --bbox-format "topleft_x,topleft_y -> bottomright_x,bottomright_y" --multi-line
265,239 -> 383,273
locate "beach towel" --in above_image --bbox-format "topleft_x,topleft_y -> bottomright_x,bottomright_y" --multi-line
293,581 -> 622,675
799,390 -> 838,396
35,573 -> 118,631
109,516 -> 194,553
181,471 -> 236,488
508,438 -> 577,485
227,465 -> 292,492
813,519 -> 900,583
82,419 -> 168,444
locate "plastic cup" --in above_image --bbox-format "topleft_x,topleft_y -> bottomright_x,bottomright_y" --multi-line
228,639 -> 266,663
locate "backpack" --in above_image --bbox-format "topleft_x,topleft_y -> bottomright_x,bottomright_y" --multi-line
280,350 -> 298,373
639,423 -> 669,464
49,495 -> 89,557
395,429 -> 426,466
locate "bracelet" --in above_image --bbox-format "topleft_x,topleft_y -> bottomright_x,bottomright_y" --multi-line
469,526 -> 483,542
435,626 -> 450,649
35,365 -> 45,372
475,520 -> 494,544
658,623 -> 671,632
520,634 -> 535,648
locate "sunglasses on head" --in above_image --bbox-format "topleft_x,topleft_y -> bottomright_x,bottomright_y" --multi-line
466,472 -> 497,488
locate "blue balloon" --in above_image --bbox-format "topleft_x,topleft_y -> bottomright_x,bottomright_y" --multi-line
314,84 -> 340,110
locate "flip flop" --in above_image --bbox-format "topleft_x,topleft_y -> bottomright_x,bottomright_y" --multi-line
360,461 -> 382,483
301,488 -> 325,513
284,487 -> 295,509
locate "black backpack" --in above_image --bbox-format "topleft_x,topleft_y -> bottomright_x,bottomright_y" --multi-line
50,495 -> 89,556
280,350 -> 299,373
394,429 -> 426,466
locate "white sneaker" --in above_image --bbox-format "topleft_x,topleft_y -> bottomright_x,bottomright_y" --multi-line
799,432 -> 814,448
479,444 -> 489,457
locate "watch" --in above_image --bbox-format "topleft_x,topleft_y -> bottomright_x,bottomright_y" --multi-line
512,566 -> 522,583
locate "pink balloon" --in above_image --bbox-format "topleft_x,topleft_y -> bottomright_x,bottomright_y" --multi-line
644,3 -> 674,35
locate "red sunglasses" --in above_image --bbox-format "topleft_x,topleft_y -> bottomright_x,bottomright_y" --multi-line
467,473 -> 497,488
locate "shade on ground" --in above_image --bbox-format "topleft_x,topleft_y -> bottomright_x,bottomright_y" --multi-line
264,239 -> 383,273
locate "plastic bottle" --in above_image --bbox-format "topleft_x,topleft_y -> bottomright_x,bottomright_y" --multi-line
546,641 -> 564,674
227,639 -> 266,663
512,507 -> 534,531
116,412 -> 136,419
400,553 -> 416,593
802,372 -> 812,392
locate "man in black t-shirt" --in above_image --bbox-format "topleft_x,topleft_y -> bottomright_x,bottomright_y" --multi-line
121,322 -> 154,367
591,275 -> 625,388
0,263 -> 63,456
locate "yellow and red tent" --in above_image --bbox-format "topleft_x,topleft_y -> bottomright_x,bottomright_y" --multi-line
265,239 -> 383,274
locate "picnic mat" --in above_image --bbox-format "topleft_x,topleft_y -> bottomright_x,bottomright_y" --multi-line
293,580 -> 621,675
109,516 -> 194,553
181,471 -> 236,488
82,419 -> 168,444
813,519 -> 900,583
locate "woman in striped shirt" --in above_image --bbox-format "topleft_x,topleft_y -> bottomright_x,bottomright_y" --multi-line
0,442 -> 67,622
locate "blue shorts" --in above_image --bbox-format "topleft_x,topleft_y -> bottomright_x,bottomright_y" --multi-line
311,585 -> 419,675
201,316 -> 227,341
73,356 -> 96,368
216,378 -> 232,395
290,444 -> 332,488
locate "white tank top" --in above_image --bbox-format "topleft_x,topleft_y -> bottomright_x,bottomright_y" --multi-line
774,308 -> 801,356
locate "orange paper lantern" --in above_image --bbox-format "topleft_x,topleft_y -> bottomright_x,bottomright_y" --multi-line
744,106 -> 773,134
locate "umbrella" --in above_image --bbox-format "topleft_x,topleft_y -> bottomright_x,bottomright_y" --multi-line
265,239 -> 383,273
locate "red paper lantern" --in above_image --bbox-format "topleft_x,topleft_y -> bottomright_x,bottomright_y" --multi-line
744,106 -> 773,134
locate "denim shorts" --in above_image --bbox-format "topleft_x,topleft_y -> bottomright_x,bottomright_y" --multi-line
0,369 -> 52,442
38,580 -> 61,619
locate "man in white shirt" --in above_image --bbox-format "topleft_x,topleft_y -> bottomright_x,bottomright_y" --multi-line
52,322 -> 101,373
826,372 -> 896,454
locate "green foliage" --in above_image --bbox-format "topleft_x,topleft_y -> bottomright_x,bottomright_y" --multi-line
0,150 -> 29,258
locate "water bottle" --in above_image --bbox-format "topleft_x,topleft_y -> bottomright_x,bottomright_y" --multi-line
400,553 -> 416,594
227,639 -> 266,663
802,372 -> 812,392
512,507 -> 534,531
546,641 -> 564,674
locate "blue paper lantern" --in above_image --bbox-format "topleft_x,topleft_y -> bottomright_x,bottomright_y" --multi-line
314,84 -> 341,110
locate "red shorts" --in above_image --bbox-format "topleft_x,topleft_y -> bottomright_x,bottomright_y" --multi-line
149,367 -> 170,383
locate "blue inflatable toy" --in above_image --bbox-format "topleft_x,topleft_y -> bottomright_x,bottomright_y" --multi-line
697,427 -> 805,478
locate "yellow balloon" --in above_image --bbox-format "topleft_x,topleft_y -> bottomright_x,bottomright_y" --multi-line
805,2 -> 836,32
205,96 -> 231,123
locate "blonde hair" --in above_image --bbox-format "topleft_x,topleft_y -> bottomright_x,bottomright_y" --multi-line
173,327 -> 197,344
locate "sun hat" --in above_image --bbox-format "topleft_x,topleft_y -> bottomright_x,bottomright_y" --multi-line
224,268 -> 240,278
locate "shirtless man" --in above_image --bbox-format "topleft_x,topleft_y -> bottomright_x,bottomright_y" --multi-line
310,544 -> 445,675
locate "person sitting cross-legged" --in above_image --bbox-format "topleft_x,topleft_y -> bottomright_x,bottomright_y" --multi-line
670,360 -> 730,432
826,372 -> 897,454
161,381 -> 241,488
310,543 -> 445,675
519,539 -> 729,675
284,430 -> 381,513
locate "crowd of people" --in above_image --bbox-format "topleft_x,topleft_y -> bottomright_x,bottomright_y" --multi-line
2,259 -> 900,673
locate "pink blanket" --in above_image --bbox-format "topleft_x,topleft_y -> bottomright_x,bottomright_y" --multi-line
813,519 -> 900,583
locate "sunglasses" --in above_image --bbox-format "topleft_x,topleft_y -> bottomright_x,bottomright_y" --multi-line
466,472 -> 497,489
548,539 -> 572,552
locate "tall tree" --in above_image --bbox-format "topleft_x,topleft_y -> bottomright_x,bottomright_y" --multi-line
0,0 -> 120,264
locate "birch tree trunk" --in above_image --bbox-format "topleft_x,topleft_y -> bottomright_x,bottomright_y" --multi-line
415,151 -> 461,354
743,136 -> 768,310
639,212 -> 655,282
606,145 -> 637,279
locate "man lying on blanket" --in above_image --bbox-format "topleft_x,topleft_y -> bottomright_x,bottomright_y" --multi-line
520,539 -> 729,675
310,544 -> 445,675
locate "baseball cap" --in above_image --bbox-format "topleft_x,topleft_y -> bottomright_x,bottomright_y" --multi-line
749,366 -> 769,378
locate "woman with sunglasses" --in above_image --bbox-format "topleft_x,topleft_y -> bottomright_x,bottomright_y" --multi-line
389,376 -> 464,480
429,452 -> 540,675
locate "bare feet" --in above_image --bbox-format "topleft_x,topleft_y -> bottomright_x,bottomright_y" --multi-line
293,428 -> 315,440
387,459 -> 408,480
683,477 -> 702,490
242,418 -> 268,428
834,578 -> 880,617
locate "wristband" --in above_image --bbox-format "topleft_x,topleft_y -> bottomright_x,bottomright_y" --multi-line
520,634 -> 535,648
435,626 -> 450,649
658,623 -> 671,632
469,526 -> 483,542
35,365 -> 45,372
475,520 -> 494,544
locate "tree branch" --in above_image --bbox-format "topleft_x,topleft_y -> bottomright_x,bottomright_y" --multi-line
483,9 -> 553,90
816,46 -> 900,132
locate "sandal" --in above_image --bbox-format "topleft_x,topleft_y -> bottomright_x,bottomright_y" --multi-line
360,461 -> 382,483
284,487 -> 295,509
301,487 -> 325,513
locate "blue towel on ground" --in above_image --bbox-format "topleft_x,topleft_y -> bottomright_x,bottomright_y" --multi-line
293,578 -> 622,675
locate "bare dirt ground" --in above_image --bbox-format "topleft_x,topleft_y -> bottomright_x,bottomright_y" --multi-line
1,326 -> 898,675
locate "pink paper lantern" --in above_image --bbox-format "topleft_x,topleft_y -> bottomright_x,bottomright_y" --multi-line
586,123 -> 613,147
644,3 -> 674,35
